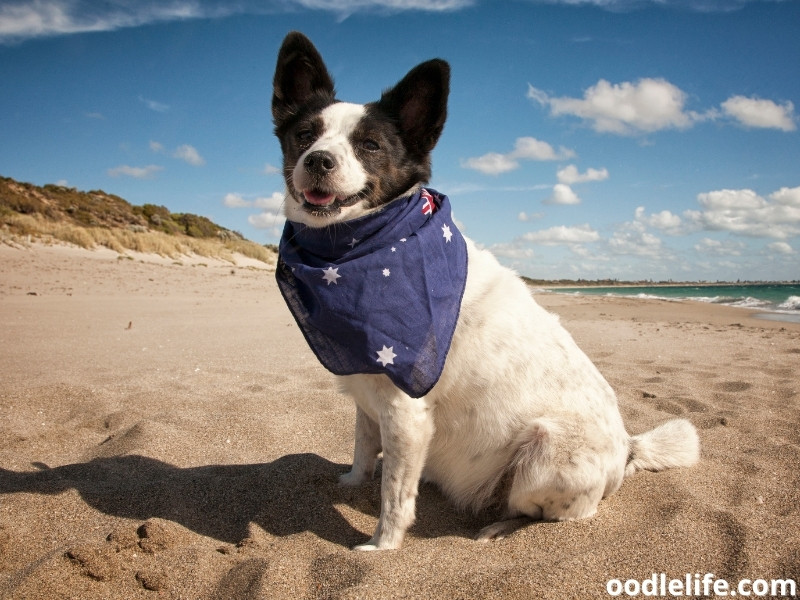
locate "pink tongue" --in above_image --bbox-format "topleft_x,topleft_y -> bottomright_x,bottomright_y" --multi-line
303,190 -> 336,206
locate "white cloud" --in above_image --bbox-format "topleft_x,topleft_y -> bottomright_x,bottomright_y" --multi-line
223,193 -> 250,208
530,80 -> 797,136
721,96 -> 796,131
226,191 -> 285,234
247,211 -> 283,230
224,191 -> 284,210
700,188 -> 763,210
545,183 -> 581,205
173,144 -> 205,166
770,186 -> 800,207
767,241 -> 794,255
557,164 -> 609,185
522,0 -> 771,10
151,141 -> 207,166
634,206 -> 684,234
254,192 -> 285,210
107,164 -> 163,179
461,152 -> 518,175
1,0 -> 758,45
462,136 -> 576,175
683,186 -> 800,239
693,237 -> 746,256
608,228 -> 663,257
536,165 -> 609,207
522,224 -> 600,245
528,78 -> 704,135
0,1 -> 214,43
139,95 -> 169,113
293,0 -> 473,11
263,163 -> 281,175
0,0 -> 473,43
517,211 -> 543,222
603,215 -> 675,260
512,137 -> 575,161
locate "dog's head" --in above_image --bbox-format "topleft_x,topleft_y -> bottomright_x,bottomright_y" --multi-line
272,31 -> 450,228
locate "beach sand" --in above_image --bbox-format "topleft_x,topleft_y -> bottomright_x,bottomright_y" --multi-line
1,242 -> 798,599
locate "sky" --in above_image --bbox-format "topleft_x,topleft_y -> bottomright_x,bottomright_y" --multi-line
1,0 -> 799,281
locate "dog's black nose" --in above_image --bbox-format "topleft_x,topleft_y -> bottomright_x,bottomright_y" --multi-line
304,151 -> 336,174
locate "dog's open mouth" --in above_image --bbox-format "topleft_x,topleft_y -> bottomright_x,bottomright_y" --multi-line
299,188 -> 362,216
303,189 -> 337,206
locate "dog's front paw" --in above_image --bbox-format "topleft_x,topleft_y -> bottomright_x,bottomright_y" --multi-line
352,538 -> 400,551
353,542 -> 381,551
338,470 -> 368,487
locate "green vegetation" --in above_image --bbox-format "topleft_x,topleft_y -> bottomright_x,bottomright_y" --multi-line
0,175 -> 277,265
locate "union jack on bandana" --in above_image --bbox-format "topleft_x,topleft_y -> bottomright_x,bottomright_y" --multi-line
276,188 -> 468,398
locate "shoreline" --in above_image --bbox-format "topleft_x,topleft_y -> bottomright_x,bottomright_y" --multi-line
2,242 -> 798,599
537,286 -> 800,325
530,280 -> 799,288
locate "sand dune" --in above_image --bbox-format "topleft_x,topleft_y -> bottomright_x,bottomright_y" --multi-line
1,243 -> 798,599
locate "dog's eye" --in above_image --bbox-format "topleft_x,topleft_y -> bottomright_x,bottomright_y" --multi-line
297,129 -> 315,144
361,139 -> 380,152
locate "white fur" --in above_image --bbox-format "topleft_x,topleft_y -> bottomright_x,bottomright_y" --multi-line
336,240 -> 700,550
285,102 -> 374,227
282,103 -> 701,552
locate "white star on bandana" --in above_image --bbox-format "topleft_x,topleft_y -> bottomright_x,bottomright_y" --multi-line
321,266 -> 341,285
376,345 -> 397,367
442,224 -> 453,243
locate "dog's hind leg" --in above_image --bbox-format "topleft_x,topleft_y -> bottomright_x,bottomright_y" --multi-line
477,514 -> 536,542
478,418 -> 608,541
339,406 -> 382,486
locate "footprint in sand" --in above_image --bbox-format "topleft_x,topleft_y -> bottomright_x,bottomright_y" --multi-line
307,554 -> 368,599
211,558 -> 270,600
715,381 -> 753,393
65,544 -> 117,582
651,396 -> 708,416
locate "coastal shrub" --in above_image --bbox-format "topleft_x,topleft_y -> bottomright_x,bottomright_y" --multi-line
0,175 -> 278,265
1,189 -> 46,215
172,213 -> 219,238
52,223 -> 95,248
135,204 -> 181,235
225,239 -> 277,263
89,228 -> 127,254
2,212 -> 43,236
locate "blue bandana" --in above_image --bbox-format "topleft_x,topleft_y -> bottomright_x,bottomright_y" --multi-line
276,188 -> 468,398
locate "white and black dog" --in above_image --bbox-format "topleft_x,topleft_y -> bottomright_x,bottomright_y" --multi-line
272,31 -> 699,551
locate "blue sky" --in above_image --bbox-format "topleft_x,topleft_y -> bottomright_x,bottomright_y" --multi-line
1,0 -> 798,281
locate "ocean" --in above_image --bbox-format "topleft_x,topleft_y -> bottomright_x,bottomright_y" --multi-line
544,283 -> 800,324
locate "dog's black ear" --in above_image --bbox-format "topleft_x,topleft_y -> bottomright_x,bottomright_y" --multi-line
272,32 -> 335,125
378,59 -> 450,155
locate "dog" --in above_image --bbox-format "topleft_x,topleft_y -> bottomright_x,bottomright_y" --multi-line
272,31 -> 700,551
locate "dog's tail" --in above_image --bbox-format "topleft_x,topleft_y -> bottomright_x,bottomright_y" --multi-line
625,418 -> 700,477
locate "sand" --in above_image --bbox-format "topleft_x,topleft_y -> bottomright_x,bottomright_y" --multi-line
1,242 -> 798,600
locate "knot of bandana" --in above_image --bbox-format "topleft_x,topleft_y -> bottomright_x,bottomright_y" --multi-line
276,188 -> 468,398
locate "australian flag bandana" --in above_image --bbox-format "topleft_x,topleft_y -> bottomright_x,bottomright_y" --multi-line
276,188 -> 468,398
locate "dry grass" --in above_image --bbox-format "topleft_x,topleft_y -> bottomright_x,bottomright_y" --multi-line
1,213 -> 277,265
